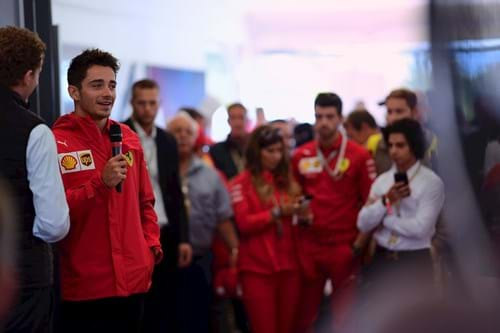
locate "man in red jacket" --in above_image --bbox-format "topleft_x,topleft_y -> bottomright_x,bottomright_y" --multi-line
292,93 -> 376,332
52,49 -> 161,333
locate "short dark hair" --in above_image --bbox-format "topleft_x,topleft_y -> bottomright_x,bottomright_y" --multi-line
227,102 -> 247,115
383,118 -> 426,160
314,92 -> 343,116
385,88 -> 417,109
269,119 -> 287,125
0,26 -> 46,87
294,123 -> 314,147
346,110 -> 378,131
180,107 -> 204,121
131,79 -> 159,99
68,48 -> 120,88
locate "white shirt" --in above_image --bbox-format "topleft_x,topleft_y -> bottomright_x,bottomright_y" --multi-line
28,124 -> 70,243
357,161 -> 445,251
133,120 -> 168,226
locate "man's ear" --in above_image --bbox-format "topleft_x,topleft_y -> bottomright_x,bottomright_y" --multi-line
20,70 -> 33,87
68,85 -> 80,101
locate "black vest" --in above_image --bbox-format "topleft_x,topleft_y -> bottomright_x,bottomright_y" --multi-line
0,86 -> 53,288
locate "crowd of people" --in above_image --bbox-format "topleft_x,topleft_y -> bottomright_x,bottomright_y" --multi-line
0,26 -> 457,333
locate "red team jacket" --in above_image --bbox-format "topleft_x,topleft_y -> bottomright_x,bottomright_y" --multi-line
292,136 -> 376,244
230,170 -> 299,274
52,113 -> 160,301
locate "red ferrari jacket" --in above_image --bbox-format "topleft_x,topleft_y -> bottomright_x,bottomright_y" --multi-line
52,113 -> 160,301
230,170 -> 299,274
292,136 -> 376,244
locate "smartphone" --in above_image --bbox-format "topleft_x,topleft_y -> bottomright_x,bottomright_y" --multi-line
299,194 -> 313,208
394,172 -> 409,185
294,194 -> 313,226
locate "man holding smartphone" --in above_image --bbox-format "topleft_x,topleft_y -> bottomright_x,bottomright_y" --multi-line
357,118 -> 444,286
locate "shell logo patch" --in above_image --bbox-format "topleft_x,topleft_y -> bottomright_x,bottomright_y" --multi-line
58,150 -> 96,174
61,155 -> 78,171
124,151 -> 134,167
299,157 -> 323,174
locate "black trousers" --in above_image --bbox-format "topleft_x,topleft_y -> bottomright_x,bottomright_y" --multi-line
360,246 -> 434,299
142,250 -> 212,333
142,242 -> 178,333
371,246 -> 434,281
4,286 -> 54,333
59,294 -> 145,333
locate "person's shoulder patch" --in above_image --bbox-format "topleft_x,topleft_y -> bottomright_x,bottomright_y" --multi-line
124,151 -> 134,167
58,150 -> 96,174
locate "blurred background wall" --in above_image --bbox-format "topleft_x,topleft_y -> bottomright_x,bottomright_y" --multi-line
51,0 -> 429,140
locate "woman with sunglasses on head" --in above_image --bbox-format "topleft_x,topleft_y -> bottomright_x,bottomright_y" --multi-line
230,125 -> 305,333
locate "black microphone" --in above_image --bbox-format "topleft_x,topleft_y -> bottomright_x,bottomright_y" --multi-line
109,124 -> 123,193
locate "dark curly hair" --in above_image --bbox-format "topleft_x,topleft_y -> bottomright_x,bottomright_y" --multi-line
68,48 -> 120,88
383,118 -> 426,160
245,125 -> 301,202
0,26 -> 46,87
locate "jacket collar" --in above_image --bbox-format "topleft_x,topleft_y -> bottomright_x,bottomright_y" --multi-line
66,112 -> 114,141
317,133 -> 342,155
0,84 -> 30,110
390,160 -> 421,179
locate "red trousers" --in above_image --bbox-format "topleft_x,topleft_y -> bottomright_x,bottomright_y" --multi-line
295,242 -> 359,333
240,270 -> 301,333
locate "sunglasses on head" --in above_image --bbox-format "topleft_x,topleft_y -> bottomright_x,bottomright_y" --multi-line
258,127 -> 283,148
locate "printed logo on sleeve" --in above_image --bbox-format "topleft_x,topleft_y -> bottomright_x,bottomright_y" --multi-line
60,154 -> 79,172
78,150 -> 96,171
230,183 -> 243,203
366,159 -> 377,180
58,150 -> 95,174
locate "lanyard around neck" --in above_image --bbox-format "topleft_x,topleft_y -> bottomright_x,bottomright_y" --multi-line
317,127 -> 348,180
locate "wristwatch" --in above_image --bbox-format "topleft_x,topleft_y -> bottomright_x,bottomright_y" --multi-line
271,206 -> 282,219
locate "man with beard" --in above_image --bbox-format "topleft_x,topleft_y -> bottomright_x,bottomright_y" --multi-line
52,49 -> 161,333
292,92 -> 376,332
124,79 -> 192,333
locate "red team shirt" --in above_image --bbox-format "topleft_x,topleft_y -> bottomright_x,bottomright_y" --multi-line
230,170 -> 299,274
292,135 -> 377,244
